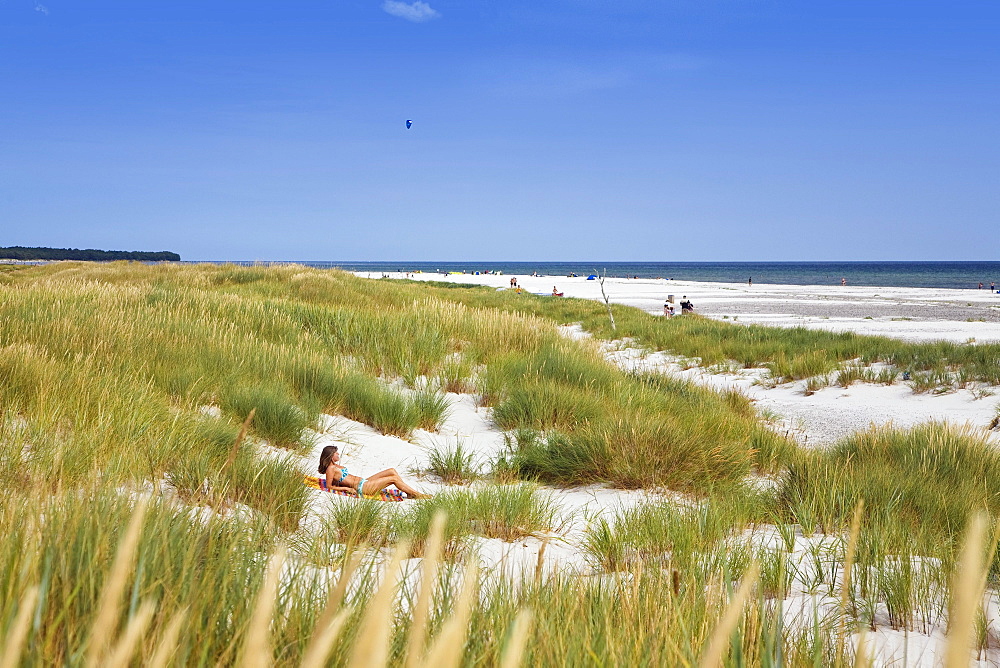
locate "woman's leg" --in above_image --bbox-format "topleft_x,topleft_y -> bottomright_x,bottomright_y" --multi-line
362,473 -> 430,499
366,468 -> 398,483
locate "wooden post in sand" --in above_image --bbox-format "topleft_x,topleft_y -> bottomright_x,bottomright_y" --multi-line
596,268 -> 616,332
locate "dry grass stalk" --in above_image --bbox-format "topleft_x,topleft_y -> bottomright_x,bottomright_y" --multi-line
421,558 -> 480,668
329,546 -> 366,612
348,540 -> 411,668
698,561 -> 760,668
300,547 -> 365,668
299,609 -> 350,668
224,408 -> 256,472
944,513 -> 987,668
84,497 -> 149,668
242,545 -> 286,668
499,609 -> 534,668
104,600 -> 156,668
0,586 -> 39,668
853,628 -> 870,668
837,500 -> 864,666
534,538 -> 549,586
146,607 -> 187,668
404,512 -> 446,668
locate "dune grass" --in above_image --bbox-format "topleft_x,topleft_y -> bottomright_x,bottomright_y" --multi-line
0,468 -> 987,665
4,263 -> 1000,662
396,278 -> 1000,385
777,422 -> 1000,573
324,498 -> 391,547
392,484 -> 562,556
0,262 -> 780,494
318,484 -> 561,559
425,441 -> 480,484
582,484 -> 773,572
0,480 -> 868,667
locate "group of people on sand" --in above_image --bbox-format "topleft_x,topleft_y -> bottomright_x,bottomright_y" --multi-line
504,277 -> 564,297
318,445 -> 431,500
978,282 -> 997,292
663,296 -> 694,317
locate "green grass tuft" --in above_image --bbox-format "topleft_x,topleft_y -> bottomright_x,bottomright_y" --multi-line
426,441 -> 480,484
219,384 -> 313,448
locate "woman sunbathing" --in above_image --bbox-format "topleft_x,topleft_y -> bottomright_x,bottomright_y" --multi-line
318,445 -> 432,499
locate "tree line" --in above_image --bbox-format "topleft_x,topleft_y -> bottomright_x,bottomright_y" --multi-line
0,246 -> 181,261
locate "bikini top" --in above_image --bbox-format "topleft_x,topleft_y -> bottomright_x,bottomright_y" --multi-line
337,467 -> 349,483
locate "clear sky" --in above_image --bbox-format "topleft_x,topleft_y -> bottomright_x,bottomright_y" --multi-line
2,1 -> 997,261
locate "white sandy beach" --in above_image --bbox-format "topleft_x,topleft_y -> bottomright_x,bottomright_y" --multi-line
361,271 -> 1000,343
276,271 -> 1000,665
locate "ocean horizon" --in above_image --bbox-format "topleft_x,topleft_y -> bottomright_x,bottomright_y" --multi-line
201,260 -> 1000,291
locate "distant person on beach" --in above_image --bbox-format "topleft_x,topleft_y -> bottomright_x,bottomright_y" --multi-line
980,282 -> 984,290
552,286 -> 564,297
510,277 -> 516,288
992,282 -> 996,293
319,446 -> 431,499
664,301 -> 675,317
680,297 -> 694,313
748,276 -> 752,286
841,277 -> 847,286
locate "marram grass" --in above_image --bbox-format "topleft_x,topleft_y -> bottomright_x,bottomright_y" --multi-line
0,262 -> 783,493
0,486 -> 857,666
3,262 -> 1000,664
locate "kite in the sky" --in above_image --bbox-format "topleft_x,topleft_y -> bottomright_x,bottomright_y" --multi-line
406,120 -> 413,129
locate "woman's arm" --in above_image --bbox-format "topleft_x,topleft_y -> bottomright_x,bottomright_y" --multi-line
325,464 -> 339,491
325,467 -> 360,495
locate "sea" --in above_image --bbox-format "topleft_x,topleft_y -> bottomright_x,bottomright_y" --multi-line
219,261 -> 1000,290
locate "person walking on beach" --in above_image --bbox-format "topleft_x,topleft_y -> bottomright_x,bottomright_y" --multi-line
992,282 -> 996,293
748,276 -> 752,286
841,277 -> 847,286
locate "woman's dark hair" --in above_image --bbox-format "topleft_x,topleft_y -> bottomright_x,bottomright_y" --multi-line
318,445 -> 338,474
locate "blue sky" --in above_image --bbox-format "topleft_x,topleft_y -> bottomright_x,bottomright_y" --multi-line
2,1 -> 997,261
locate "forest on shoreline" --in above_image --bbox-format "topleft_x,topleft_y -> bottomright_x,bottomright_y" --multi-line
0,246 -> 180,261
